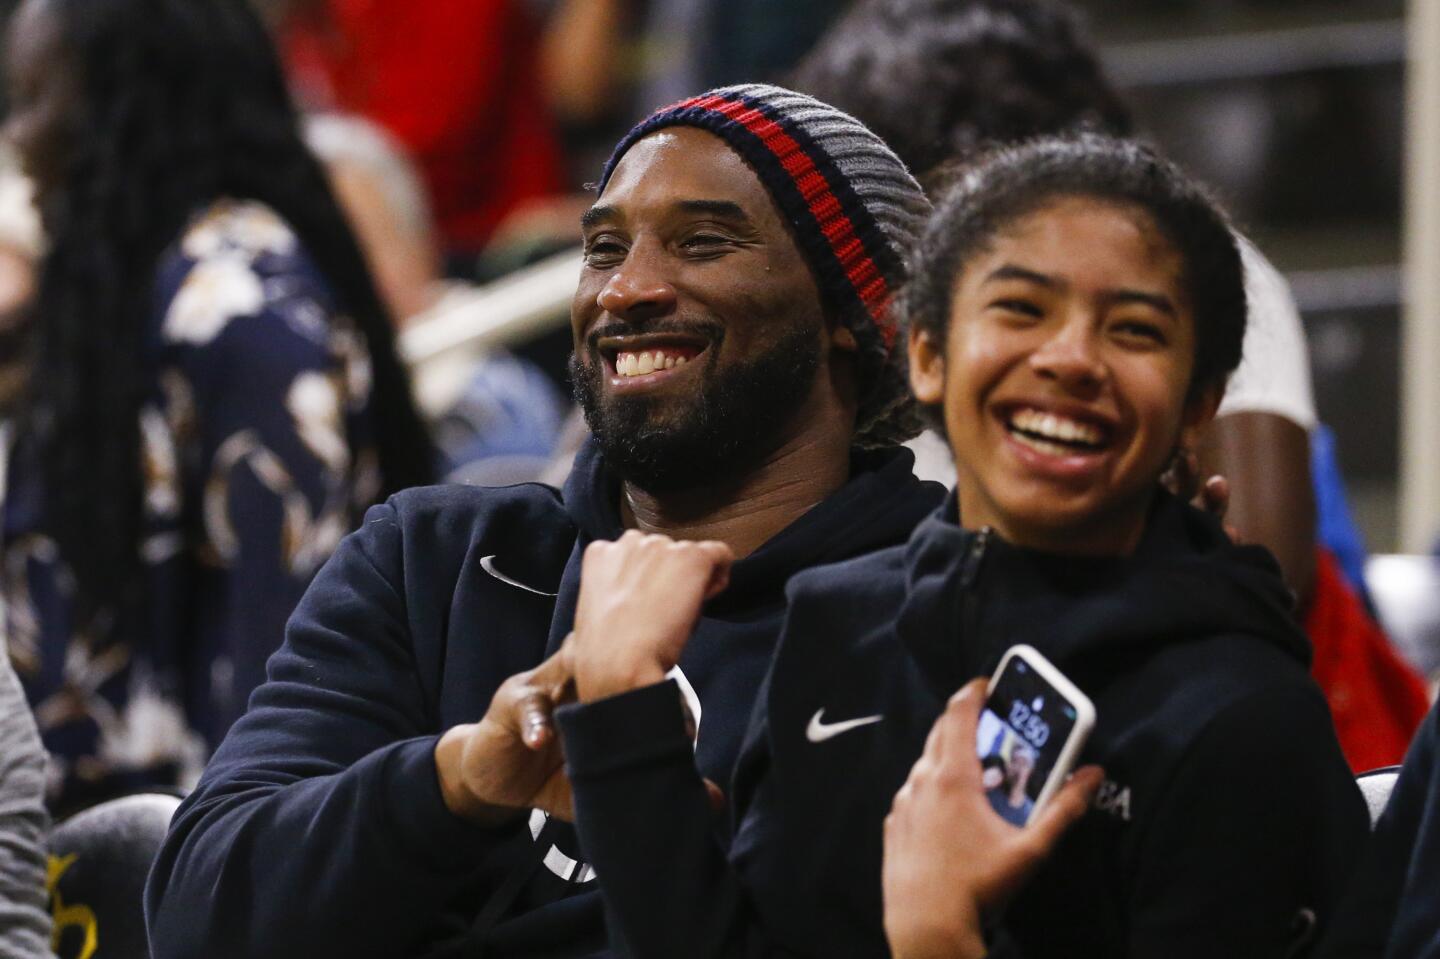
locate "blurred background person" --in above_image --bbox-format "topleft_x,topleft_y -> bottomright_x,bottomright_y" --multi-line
0,642 -> 50,958
1,0 -> 432,813
791,0 -> 1427,771
272,0 -> 568,274
303,112 -> 568,485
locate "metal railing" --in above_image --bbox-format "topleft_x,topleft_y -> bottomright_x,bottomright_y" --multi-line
397,249 -> 579,417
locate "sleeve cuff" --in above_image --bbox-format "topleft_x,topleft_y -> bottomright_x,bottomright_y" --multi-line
557,680 -> 694,782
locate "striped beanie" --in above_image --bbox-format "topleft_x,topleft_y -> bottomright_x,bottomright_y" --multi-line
598,84 -> 932,446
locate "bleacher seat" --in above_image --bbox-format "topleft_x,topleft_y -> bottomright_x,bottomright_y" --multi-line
47,792 -> 182,959
1356,765 -> 1402,828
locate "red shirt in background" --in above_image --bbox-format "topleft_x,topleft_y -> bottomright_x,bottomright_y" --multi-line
284,0 -> 566,254
1308,547 -> 1431,773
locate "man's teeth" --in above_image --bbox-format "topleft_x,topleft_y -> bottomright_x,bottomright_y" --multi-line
1008,408 -> 1104,449
616,350 -> 690,377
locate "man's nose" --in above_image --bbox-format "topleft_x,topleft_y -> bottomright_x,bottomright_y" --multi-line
1029,319 -> 1108,394
596,246 -> 678,319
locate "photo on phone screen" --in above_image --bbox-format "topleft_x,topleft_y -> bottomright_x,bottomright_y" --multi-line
976,652 -> 1084,827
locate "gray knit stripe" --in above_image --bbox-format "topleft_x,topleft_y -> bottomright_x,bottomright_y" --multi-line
722,84 -> 931,276
0,655 -> 54,959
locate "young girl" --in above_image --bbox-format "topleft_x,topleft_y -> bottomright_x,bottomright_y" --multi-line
553,135 -> 1368,958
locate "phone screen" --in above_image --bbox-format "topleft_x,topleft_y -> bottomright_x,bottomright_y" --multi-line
976,656 -> 1080,826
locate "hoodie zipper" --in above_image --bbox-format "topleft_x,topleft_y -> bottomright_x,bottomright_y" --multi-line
960,526 -> 992,590
957,527 -> 992,675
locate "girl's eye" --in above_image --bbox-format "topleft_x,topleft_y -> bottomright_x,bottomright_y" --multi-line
991,299 -> 1044,319
1112,320 -> 1166,345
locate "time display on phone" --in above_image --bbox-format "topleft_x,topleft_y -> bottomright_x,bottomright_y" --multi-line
1007,699 -> 1050,749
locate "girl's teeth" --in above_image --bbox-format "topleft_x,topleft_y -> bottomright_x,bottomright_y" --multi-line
1009,407 -> 1102,445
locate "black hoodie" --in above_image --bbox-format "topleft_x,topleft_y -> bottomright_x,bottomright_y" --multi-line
560,492 -> 1369,958
143,440 -> 943,959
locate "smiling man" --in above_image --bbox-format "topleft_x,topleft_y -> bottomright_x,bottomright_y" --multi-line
144,85 -> 938,958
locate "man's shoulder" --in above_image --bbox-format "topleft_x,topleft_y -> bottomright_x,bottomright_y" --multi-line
370,481 -> 576,571
386,480 -> 566,522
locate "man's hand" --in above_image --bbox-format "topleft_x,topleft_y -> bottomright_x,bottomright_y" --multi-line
1162,448 -> 1242,541
883,680 -> 1103,959
435,645 -> 578,825
570,530 -> 733,703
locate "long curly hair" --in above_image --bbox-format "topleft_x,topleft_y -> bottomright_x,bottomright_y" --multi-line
19,0 -> 433,619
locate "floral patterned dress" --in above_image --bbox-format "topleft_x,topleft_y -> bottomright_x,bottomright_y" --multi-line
3,200 -> 381,810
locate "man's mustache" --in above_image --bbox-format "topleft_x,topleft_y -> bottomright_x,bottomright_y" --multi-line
583,319 -> 726,354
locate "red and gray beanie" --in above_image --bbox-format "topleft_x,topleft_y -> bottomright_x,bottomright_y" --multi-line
598,83 -> 932,447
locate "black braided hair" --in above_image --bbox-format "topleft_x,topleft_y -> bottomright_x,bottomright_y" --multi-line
16,0 -> 433,620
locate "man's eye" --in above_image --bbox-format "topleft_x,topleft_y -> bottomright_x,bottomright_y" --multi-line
681,233 -> 732,252
583,240 -> 627,265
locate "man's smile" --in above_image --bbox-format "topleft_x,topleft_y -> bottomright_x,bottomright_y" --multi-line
596,333 -> 712,393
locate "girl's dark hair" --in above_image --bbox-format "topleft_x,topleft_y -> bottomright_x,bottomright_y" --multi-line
24,0 -> 433,618
902,134 -> 1246,409
792,0 -> 1132,182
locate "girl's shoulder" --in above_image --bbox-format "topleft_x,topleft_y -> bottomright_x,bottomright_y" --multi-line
786,542 -> 911,609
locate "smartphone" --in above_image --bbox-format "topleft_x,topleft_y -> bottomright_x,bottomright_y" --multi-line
976,645 -> 1096,827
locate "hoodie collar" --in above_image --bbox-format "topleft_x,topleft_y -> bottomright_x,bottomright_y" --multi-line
896,489 -> 1308,698
562,437 -> 945,611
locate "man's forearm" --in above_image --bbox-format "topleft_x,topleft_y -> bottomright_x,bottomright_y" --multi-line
559,682 -> 774,959
147,736 -> 509,958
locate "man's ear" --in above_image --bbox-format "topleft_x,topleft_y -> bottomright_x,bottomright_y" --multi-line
908,325 -> 945,406
830,325 -> 858,352
1178,381 -> 1224,452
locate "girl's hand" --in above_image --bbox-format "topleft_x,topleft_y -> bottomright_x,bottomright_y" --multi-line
570,530 -> 733,702
883,679 -> 1104,959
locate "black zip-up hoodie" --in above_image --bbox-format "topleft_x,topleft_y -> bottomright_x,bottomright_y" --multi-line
560,491 -> 1369,959
143,440 -> 943,959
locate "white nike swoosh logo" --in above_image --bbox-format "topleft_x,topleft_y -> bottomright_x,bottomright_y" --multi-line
806,709 -> 884,743
479,555 -> 558,597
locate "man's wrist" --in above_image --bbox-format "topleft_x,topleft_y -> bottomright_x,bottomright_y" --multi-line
575,657 -> 669,703
433,725 -> 525,828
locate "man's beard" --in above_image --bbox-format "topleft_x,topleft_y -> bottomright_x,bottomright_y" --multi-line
570,324 -> 824,494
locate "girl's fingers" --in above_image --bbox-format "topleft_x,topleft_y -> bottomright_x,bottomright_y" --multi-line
1024,765 -> 1104,854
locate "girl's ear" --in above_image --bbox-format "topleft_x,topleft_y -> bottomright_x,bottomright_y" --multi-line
1178,381 -> 1224,452
908,325 -> 945,406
